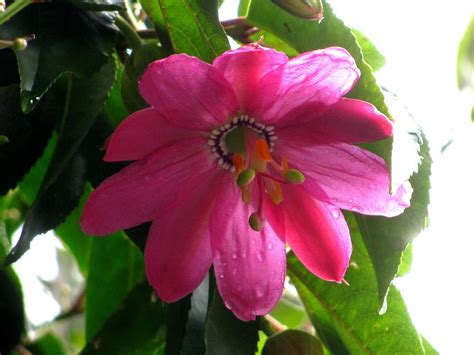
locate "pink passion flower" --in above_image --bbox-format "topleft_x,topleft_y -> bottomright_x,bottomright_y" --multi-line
80,44 -> 412,321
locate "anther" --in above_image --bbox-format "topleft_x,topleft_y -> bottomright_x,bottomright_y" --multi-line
284,169 -> 305,184
249,212 -> 265,231
237,168 -> 256,187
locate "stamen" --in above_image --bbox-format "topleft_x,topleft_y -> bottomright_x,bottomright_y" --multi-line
232,154 -> 245,174
237,169 -> 256,187
255,139 -> 272,162
284,169 -> 305,184
249,212 -> 265,231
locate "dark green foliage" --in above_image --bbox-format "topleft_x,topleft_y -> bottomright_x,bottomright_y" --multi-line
262,329 -> 324,355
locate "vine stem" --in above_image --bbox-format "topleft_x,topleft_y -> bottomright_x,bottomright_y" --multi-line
115,15 -> 143,50
0,0 -> 33,25
260,314 -> 288,337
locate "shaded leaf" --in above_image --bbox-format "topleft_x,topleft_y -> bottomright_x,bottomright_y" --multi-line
262,329 -> 323,355
0,84 -> 56,196
82,282 -> 166,354
157,0 -> 229,62
55,184 -> 94,277
85,231 -> 144,341
0,3 -> 117,112
67,0 -> 125,11
287,214 -> 427,354
0,269 -> 24,354
457,15 -> 474,89
3,59 -> 116,266
205,290 -> 259,355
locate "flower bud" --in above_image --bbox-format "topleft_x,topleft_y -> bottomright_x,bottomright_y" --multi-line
237,168 -> 256,187
271,0 -> 324,21
284,168 -> 305,184
13,38 -> 28,51
249,212 -> 265,231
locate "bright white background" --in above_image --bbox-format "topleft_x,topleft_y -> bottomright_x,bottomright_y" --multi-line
13,1 -> 474,354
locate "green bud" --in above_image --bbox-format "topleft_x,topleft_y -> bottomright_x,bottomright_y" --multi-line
13,38 -> 28,51
237,168 -> 256,187
249,212 -> 265,232
284,169 -> 305,184
271,0 -> 324,21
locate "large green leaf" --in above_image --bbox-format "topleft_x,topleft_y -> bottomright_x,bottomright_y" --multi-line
85,231 -> 144,341
205,290 -> 259,355
82,282 -> 166,354
157,0 -> 229,62
287,215 -> 426,354
3,59 -> 116,266
0,3 -> 117,112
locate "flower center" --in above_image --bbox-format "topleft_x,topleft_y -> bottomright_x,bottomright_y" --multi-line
208,115 -> 305,231
208,114 -> 277,170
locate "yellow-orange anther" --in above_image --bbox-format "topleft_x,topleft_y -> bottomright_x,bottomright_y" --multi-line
281,155 -> 289,173
255,139 -> 272,162
232,153 -> 245,174
240,185 -> 252,204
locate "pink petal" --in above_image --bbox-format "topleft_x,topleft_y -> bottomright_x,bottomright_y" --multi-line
104,108 -> 195,162
145,173 -> 226,302
248,47 -> 360,125
279,98 -> 393,143
213,45 -> 288,111
275,138 -> 412,217
139,54 -> 239,131
209,182 -> 286,321
264,185 -> 351,282
81,138 -> 216,235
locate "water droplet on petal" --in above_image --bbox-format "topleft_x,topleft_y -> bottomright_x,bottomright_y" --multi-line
255,287 -> 265,298
333,197 -> 338,203
224,300 -> 233,310
267,243 -> 273,250
257,251 -> 264,262
219,274 -> 224,279
231,253 -> 238,260
251,239 -> 256,245
331,209 -> 340,219
242,252 -> 247,258
348,198 -> 354,203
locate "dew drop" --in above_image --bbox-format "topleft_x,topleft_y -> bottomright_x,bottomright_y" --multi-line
219,274 -> 224,279
267,243 -> 273,250
331,209 -> 340,219
255,287 -> 265,298
348,198 -> 354,203
224,300 -> 234,310
242,252 -> 247,258
231,253 -> 238,260
251,239 -> 256,245
257,251 -> 264,262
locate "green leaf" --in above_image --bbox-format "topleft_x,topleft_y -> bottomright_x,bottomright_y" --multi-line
457,15 -> 474,90
0,135 -> 8,144
0,269 -> 25,354
0,3 -> 117,112
27,333 -> 66,355
67,0 -> 125,11
287,214 -> 428,354
0,84 -> 56,196
3,59 -> 116,266
262,330 -> 323,355
270,296 -> 306,329
352,29 -> 385,71
82,282 -> 166,354
86,232 -> 144,341
205,290 -> 259,355
157,0 -> 230,62
55,184 -> 94,277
